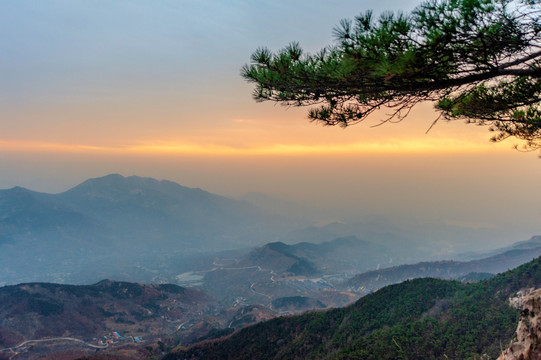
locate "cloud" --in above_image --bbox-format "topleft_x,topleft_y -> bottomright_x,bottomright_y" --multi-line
0,137 -> 504,156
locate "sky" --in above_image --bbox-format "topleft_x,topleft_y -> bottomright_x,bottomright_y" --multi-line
1,0 -> 541,250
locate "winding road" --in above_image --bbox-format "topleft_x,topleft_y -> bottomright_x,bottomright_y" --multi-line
1,336 -> 108,358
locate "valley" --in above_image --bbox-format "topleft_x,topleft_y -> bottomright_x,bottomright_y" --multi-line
1,175 -> 541,359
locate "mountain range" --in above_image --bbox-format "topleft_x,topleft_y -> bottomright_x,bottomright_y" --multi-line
4,174 -> 530,288
164,256 -> 541,360
2,234 -> 541,358
343,237 -> 541,294
197,235 -> 541,311
3,174 -> 541,359
0,174 -> 296,285
4,255 -> 541,359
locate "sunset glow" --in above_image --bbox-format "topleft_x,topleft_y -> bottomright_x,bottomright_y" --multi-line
1,0 -> 540,244
0,137 -> 504,156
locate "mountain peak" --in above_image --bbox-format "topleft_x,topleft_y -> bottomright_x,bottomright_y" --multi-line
4,185 -> 38,196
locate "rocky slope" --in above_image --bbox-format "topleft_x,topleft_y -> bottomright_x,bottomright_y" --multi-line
499,288 -> 541,360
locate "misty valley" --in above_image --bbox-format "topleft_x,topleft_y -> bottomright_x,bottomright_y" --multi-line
1,174 -> 541,359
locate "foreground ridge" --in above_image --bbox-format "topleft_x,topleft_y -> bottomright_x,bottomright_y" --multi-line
499,288 -> 541,360
163,256 -> 541,359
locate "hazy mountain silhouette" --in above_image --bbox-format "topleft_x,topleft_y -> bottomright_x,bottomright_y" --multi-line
456,235 -> 541,261
344,237 -> 541,294
56,174 -> 286,249
245,236 -> 390,274
0,174 -> 296,285
0,186 -> 106,245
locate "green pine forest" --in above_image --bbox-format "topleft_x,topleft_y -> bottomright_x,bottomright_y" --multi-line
164,256 -> 541,359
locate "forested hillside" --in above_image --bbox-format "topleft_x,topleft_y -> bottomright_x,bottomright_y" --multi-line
164,256 -> 541,359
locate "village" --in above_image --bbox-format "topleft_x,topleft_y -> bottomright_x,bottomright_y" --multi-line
95,331 -> 144,346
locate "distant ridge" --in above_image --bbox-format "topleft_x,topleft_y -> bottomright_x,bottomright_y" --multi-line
343,240 -> 541,294
457,235 -> 541,260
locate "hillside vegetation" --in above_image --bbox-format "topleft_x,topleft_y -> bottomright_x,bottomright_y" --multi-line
164,256 -> 541,359
0,280 -> 214,348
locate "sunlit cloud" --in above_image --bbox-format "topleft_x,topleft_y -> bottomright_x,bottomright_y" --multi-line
0,140 -> 115,152
0,137 -> 505,156
232,118 -> 251,123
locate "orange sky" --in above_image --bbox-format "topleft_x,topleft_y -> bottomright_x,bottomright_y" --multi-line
0,99 -> 507,155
